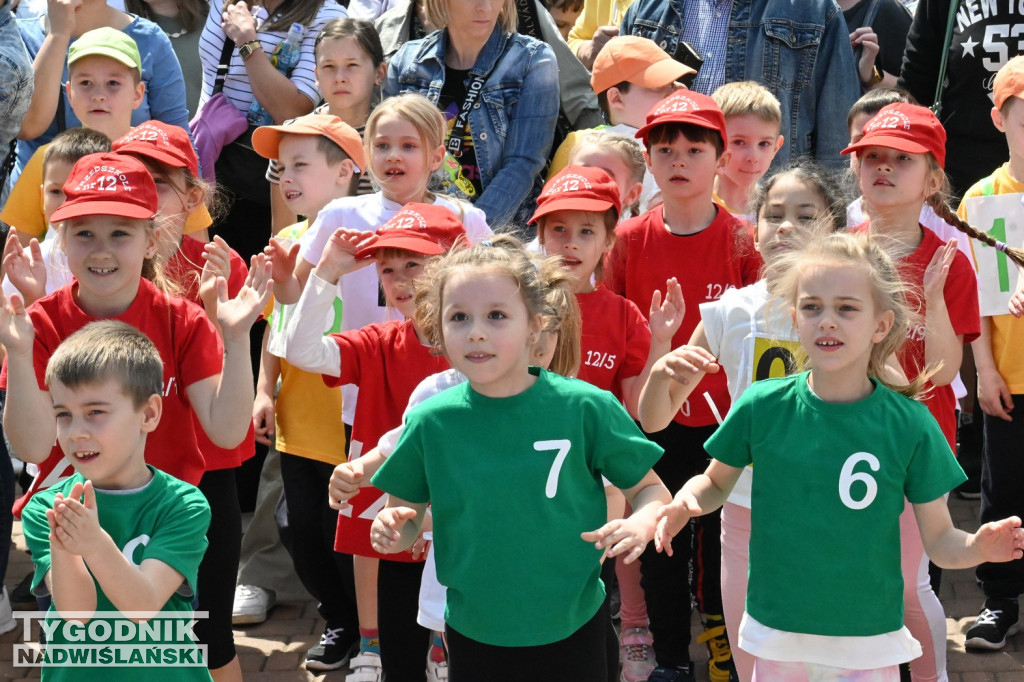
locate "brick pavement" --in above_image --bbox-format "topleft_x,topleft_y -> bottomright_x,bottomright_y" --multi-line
0,494 -> 1021,680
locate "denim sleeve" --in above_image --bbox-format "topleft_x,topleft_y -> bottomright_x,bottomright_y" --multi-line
0,5 -> 32,174
476,43 -> 559,229
139,30 -> 190,132
620,1 -> 637,37
810,9 -> 860,169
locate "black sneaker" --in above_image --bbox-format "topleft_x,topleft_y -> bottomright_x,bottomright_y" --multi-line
304,625 -> 358,671
647,663 -> 695,682
965,599 -> 1020,650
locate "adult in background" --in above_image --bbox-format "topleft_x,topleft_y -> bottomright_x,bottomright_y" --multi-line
13,0 -> 189,182
383,0 -> 559,231
197,0 -> 345,261
619,0 -> 860,170
839,0 -> 911,92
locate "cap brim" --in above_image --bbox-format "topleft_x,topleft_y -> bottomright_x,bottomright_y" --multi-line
50,199 -> 155,223
68,46 -> 140,70
529,197 -> 618,224
355,237 -> 448,259
840,135 -> 932,156
635,113 -> 724,143
251,126 -> 286,160
630,59 -> 697,89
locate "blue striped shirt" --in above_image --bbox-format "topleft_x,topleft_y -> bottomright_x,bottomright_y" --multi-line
680,0 -> 732,95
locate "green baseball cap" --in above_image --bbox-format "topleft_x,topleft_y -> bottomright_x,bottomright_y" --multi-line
68,27 -> 142,71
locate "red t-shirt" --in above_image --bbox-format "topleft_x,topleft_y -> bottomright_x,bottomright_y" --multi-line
604,207 -> 762,426
1,279 -> 223,515
576,286 -> 651,402
896,226 -> 980,449
326,319 -> 448,560
166,236 -> 254,470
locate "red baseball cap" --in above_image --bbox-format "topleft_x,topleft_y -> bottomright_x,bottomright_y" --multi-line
355,203 -> 466,258
50,152 -> 158,223
635,90 -> 728,145
841,103 -> 947,168
113,121 -> 200,178
530,165 -> 621,223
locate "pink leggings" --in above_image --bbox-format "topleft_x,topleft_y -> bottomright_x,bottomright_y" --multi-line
720,501 -> 946,682
752,659 -> 899,681
616,503 -> 649,630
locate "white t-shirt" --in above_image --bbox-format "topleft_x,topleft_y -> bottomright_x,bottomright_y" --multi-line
297,193 -> 491,423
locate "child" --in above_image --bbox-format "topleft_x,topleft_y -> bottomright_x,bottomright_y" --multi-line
368,239 -> 671,682
282,203 -> 467,682
542,0 -> 585,39
250,112 -> 365,670
655,230 -> 1024,681
567,130 -> 645,220
20,321 -> 212,681
549,36 -> 695,216
711,81 -> 784,219
957,54 -> 1024,651
639,164 -> 846,682
604,89 -> 762,682
0,151 -> 270,682
266,18 -> 386,231
2,128 -> 111,302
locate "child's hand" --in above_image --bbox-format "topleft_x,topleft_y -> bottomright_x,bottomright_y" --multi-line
264,238 -> 300,285
370,506 -> 417,554
0,286 -> 34,356
653,490 -> 702,556
972,516 -> 1024,563
314,229 -> 378,285
328,460 -> 365,510
51,481 -> 106,559
923,239 -> 957,300
654,345 -> 719,385
46,493 -> 71,554
648,278 -> 684,345
252,392 -> 275,446
216,254 -> 273,341
1009,283 -> 1024,318
581,516 -> 654,565
3,230 -> 47,304
978,367 -> 1014,422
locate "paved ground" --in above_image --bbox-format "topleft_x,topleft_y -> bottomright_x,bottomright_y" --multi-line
0,493 -> 1021,680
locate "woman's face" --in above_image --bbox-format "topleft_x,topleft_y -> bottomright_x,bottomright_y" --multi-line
446,0 -> 504,44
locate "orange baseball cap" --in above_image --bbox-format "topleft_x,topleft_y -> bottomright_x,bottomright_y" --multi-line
591,36 -> 696,95
530,166 -> 621,223
252,114 -> 367,172
635,90 -> 728,145
841,103 -> 947,168
994,55 -> 1024,110
355,203 -> 466,258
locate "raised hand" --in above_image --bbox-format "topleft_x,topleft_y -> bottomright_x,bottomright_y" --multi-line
200,236 -> 234,316
265,238 -> 300,285
314,229 -> 378,285
0,287 -> 35,356
923,238 -> 957,300
649,278 -> 685,345
50,481 -> 105,558
216,254 -> 273,341
2,230 -> 47,304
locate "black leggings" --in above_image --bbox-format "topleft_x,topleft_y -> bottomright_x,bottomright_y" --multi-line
378,558 -> 430,682
446,601 -> 610,682
194,468 -> 242,670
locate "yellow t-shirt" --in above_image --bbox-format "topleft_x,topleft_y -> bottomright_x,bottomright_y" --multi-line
957,162 -> 1024,392
267,220 -> 347,465
566,0 -> 636,56
1,143 -> 212,238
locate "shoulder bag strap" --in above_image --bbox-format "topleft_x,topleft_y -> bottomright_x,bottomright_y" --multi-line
213,34 -> 236,96
863,0 -> 884,29
932,0 -> 959,117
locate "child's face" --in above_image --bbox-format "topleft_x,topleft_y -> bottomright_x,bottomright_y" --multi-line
62,215 -> 157,315
377,251 -> 425,318
645,131 -> 727,203
614,82 -> 680,129
756,174 -> 827,256
66,56 -> 144,140
792,263 -> 893,385
441,267 -> 541,398
570,144 -> 643,211
277,135 -> 351,218
370,113 -> 443,205
144,163 -> 199,247
315,36 -> 385,120
50,378 -> 160,490
548,4 -> 581,40
847,111 -> 874,172
721,114 -> 782,190
858,146 -> 937,212
540,210 -> 612,291
42,159 -> 75,224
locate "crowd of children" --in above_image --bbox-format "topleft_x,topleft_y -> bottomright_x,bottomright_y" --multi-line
3,7 -> 1024,682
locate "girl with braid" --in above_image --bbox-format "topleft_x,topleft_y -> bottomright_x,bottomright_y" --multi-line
842,101 -> 1024,682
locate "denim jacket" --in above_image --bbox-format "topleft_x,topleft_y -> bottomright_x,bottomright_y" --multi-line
384,26 -> 559,230
0,0 -> 32,201
621,0 -> 859,169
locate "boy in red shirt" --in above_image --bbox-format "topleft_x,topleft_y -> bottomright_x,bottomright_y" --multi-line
605,90 -> 761,682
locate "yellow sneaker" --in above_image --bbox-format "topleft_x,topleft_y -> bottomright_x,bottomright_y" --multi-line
696,615 -> 738,682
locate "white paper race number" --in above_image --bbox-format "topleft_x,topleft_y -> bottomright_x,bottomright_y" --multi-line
838,452 -> 880,510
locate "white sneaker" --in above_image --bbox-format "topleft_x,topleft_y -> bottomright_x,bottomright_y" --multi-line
0,587 -> 16,635
426,653 -> 448,682
345,651 -> 382,682
231,584 -> 275,625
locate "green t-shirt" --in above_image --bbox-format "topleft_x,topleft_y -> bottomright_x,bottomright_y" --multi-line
372,368 -> 663,646
22,468 -> 212,681
707,372 -> 965,637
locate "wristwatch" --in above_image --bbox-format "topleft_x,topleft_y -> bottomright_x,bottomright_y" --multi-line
239,40 -> 262,61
